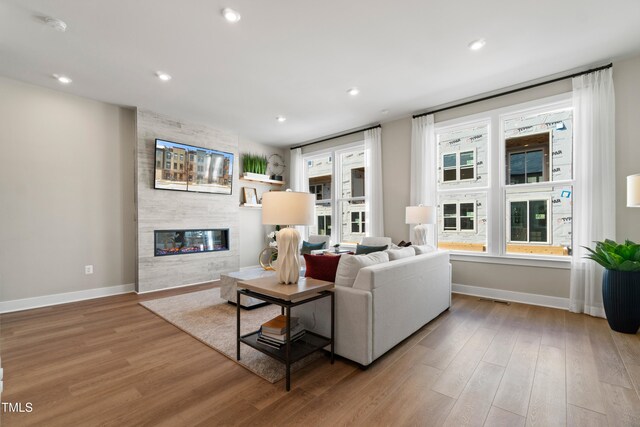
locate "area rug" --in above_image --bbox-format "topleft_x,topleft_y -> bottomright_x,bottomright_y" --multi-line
139,288 -> 323,383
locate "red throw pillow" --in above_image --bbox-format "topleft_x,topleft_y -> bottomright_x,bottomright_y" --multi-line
303,254 -> 341,282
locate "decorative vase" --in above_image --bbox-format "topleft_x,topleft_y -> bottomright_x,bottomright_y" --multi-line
602,270 -> 640,334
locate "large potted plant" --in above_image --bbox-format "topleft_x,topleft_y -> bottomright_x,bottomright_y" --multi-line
585,239 -> 640,334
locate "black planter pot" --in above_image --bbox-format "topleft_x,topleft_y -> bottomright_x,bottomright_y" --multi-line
602,270 -> 640,334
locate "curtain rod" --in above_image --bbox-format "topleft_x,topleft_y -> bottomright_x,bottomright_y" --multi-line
412,63 -> 613,119
290,124 -> 381,150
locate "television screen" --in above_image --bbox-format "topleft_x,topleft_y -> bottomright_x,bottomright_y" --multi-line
154,139 -> 234,195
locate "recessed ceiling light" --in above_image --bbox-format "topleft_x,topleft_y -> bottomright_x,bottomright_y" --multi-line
53,74 -> 72,84
44,17 -> 67,32
276,116 -> 286,123
347,87 -> 360,96
380,109 -> 389,115
222,8 -> 241,23
156,72 -> 172,81
468,38 -> 486,51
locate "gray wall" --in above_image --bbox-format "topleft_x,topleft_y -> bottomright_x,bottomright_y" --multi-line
377,55 -> 640,299
136,110 -> 240,292
614,55 -> 640,244
238,136 -> 285,268
0,77 -> 136,301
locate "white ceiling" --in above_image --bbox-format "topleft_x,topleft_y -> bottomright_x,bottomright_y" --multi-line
1,0 -> 639,147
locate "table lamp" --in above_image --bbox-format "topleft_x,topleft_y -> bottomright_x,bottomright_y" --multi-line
405,205 -> 436,246
628,174 -> 640,207
262,190 -> 315,284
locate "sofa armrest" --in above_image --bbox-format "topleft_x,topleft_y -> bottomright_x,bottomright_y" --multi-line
291,285 -> 373,366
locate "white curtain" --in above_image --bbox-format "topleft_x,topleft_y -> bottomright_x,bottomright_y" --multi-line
410,114 -> 437,246
289,147 -> 308,239
569,68 -> 616,317
364,127 -> 385,237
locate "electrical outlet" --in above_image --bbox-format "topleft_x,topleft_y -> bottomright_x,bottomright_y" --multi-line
85,265 -> 94,275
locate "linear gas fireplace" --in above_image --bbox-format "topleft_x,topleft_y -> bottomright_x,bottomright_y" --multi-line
154,229 -> 229,256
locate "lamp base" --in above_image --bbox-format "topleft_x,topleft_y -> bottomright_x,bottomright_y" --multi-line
275,227 -> 301,284
414,224 -> 428,246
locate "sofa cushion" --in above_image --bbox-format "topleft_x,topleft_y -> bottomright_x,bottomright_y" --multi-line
301,240 -> 326,255
355,244 -> 388,255
335,251 -> 389,287
413,245 -> 436,255
303,254 -> 341,282
386,246 -> 416,260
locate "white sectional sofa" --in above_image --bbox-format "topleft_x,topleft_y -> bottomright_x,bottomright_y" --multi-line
292,249 -> 451,366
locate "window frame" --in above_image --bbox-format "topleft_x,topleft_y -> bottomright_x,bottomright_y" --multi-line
506,198 -> 551,244
441,201 -> 477,233
441,148 -> 477,183
302,141 -> 366,245
434,93 -> 573,266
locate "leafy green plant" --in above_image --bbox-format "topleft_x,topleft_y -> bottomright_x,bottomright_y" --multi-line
584,239 -> 640,272
242,154 -> 268,175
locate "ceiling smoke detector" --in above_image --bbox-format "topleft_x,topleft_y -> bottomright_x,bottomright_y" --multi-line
44,17 -> 67,32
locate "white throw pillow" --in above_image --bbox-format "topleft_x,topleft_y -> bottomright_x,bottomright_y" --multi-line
413,245 -> 436,255
335,251 -> 390,287
385,246 -> 416,260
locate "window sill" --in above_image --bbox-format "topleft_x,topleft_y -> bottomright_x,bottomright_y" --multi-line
449,252 -> 571,269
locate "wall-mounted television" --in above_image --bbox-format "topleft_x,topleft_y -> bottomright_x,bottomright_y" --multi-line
154,139 -> 234,195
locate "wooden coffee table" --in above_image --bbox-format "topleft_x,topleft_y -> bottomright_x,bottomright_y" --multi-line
236,276 -> 335,391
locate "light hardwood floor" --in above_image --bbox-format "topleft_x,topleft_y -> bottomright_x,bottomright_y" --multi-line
1,285 -> 640,426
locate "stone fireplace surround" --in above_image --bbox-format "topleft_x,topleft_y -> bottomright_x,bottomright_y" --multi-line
136,110 -> 240,293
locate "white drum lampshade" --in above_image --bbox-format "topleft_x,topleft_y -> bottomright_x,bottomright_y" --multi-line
405,205 -> 436,246
628,174 -> 640,207
262,190 -> 315,284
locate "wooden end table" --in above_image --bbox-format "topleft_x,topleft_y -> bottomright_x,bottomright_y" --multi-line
236,276 -> 335,391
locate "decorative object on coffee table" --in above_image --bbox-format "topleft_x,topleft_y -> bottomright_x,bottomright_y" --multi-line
405,205 -> 436,246
584,239 -> 640,333
262,190 -> 315,284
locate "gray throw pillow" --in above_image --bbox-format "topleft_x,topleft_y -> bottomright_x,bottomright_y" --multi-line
355,244 -> 388,255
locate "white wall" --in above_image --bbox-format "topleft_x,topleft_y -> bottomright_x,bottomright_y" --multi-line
0,77 -> 136,301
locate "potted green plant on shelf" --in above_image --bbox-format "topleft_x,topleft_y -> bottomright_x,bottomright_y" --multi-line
242,154 -> 269,180
585,239 -> 640,334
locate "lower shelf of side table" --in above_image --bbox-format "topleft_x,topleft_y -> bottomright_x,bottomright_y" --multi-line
240,330 -> 331,364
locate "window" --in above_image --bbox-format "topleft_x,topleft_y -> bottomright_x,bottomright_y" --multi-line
442,150 -> 475,182
508,199 -> 548,243
167,152 -> 172,159
309,184 -> 324,200
165,161 -> 170,169
506,132 -> 550,184
442,202 -> 476,232
351,212 -> 365,233
434,96 -> 573,259
317,215 -> 331,236
304,145 -> 366,245
180,154 -> 184,161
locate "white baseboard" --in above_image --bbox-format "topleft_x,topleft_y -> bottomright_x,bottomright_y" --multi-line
0,284 -> 136,314
136,279 -> 220,295
452,283 -> 569,310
